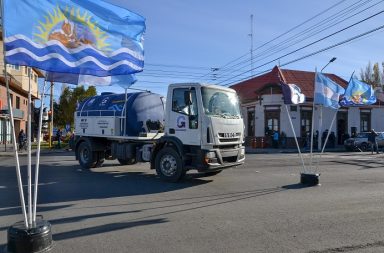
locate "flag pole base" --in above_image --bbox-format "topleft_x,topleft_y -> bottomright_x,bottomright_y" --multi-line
6,219 -> 53,253
300,173 -> 320,186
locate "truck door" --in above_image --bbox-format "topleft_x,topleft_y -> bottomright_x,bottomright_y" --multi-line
169,87 -> 201,146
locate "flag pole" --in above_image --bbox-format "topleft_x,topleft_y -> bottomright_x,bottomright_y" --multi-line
309,69 -> 318,172
33,79 -> 47,222
315,109 -> 337,173
0,0 -> 29,229
285,105 -> 306,172
27,67 -> 33,227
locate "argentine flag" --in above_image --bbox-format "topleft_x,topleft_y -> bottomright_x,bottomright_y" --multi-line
3,0 -> 146,77
314,72 -> 345,109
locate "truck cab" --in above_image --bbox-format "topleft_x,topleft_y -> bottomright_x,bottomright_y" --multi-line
153,83 -> 245,181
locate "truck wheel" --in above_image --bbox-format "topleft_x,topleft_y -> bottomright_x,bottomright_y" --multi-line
118,158 -> 137,165
78,142 -> 98,169
155,147 -> 184,182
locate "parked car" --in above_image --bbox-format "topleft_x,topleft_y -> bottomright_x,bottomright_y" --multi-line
43,129 -> 68,142
344,132 -> 384,151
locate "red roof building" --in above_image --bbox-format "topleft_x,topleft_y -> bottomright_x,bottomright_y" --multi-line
230,66 -> 378,149
231,66 -> 348,104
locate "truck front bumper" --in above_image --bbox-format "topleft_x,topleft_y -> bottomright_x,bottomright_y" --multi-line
195,146 -> 245,172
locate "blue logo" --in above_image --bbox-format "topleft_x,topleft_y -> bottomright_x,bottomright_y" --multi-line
177,116 -> 186,128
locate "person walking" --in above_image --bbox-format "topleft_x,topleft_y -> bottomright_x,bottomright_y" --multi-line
56,128 -> 62,149
368,129 -> 379,154
273,131 -> 279,148
18,129 -> 26,151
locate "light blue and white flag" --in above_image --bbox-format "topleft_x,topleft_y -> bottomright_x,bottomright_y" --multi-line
3,0 -> 145,76
339,78 -> 376,106
314,72 -> 345,109
44,71 -> 137,88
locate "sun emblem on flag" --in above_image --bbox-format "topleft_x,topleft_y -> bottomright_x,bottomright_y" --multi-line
34,6 -> 110,50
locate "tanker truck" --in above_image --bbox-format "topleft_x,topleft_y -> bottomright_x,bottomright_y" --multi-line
74,83 -> 245,182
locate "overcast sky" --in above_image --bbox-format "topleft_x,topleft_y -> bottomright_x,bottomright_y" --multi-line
46,0 -> 384,102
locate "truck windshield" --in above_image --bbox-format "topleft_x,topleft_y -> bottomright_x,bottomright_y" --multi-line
201,87 -> 241,118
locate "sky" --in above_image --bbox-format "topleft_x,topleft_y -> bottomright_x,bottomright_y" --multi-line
42,0 -> 384,105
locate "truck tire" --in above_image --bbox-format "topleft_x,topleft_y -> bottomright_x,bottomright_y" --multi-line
155,147 -> 184,182
118,158 -> 137,165
78,142 -> 98,169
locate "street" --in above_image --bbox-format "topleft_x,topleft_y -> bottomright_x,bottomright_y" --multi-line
1,152 -> 384,253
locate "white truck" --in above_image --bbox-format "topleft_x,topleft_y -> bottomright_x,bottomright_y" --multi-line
74,83 -> 245,182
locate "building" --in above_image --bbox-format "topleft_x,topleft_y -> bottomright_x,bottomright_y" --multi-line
0,31 -> 43,144
231,66 -> 384,148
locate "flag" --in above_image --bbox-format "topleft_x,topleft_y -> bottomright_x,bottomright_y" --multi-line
281,83 -> 305,104
339,78 -> 376,106
314,72 -> 345,109
44,71 -> 137,88
3,0 -> 145,77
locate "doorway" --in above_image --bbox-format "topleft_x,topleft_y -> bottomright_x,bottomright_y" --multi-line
337,111 -> 348,145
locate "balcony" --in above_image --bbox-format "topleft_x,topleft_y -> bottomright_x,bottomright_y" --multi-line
0,108 -> 25,119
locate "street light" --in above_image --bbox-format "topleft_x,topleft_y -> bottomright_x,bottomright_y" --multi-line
321,57 -> 337,72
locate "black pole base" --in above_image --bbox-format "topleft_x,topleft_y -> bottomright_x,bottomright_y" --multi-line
6,220 -> 53,253
300,173 -> 320,186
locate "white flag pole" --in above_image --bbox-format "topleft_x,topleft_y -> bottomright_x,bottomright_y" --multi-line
27,67 -> 33,227
33,80 -> 47,222
315,109 -> 337,173
1,1 -> 29,228
285,105 -> 306,171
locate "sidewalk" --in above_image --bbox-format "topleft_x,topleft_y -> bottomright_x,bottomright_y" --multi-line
246,145 -> 346,154
0,144 -> 69,157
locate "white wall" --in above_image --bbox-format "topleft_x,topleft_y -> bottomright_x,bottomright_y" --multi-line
242,94 -> 384,139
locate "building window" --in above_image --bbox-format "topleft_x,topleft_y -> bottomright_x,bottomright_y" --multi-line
24,67 -> 28,75
10,94 -> 13,106
7,64 -> 20,70
34,74 -> 38,82
360,111 -> 371,132
16,96 -> 20,109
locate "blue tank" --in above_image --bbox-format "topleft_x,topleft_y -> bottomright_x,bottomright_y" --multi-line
77,92 -> 165,136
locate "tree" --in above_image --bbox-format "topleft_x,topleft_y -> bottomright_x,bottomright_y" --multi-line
55,86 -> 97,128
360,61 -> 382,87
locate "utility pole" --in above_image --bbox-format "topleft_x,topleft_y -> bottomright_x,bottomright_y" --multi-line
49,82 -> 53,148
249,14 -> 254,77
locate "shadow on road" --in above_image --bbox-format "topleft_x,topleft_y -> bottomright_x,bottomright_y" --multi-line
52,218 -> 168,241
0,153 -> 212,209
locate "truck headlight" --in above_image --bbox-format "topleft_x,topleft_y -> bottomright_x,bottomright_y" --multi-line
239,148 -> 245,159
205,151 -> 216,159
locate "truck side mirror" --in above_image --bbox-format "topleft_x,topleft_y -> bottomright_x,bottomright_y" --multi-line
184,90 -> 192,106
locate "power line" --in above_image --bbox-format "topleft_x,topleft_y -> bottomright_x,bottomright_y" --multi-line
223,23 -> 384,86
198,0 -> 352,80
215,0 -> 383,82
217,9 -> 384,85
206,0 -> 382,83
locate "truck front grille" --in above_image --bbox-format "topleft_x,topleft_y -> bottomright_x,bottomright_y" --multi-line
218,132 -> 241,143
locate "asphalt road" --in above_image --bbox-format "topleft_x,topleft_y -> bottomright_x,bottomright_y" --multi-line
1,151 -> 384,253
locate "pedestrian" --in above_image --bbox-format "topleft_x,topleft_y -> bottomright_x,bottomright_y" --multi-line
280,131 -> 287,149
273,131 -> 279,148
56,128 -> 62,149
368,129 -> 379,154
18,129 -> 26,151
